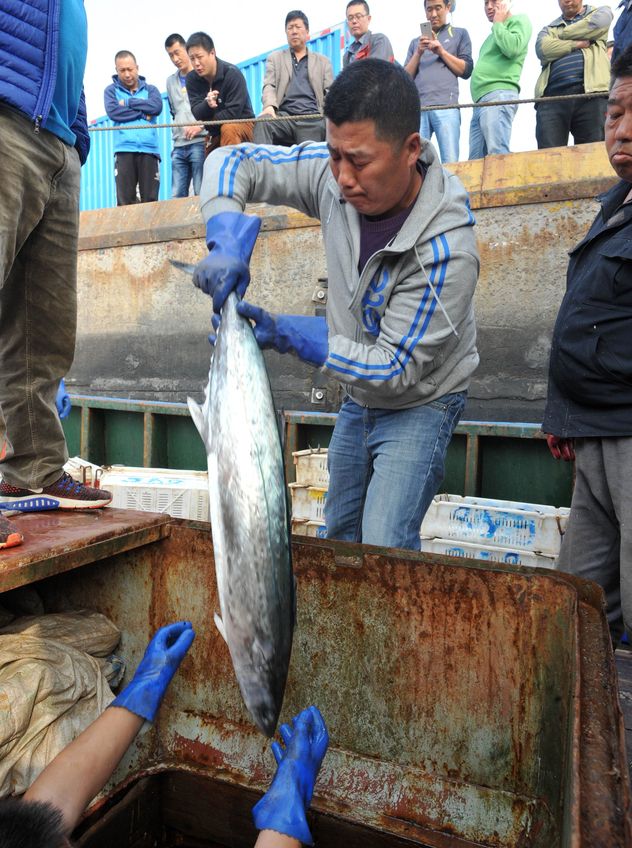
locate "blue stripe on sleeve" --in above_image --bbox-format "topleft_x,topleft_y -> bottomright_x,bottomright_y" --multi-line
326,233 -> 451,381
216,143 -> 330,198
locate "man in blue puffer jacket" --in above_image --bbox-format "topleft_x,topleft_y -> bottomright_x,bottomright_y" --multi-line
104,51 -> 163,205
0,0 -> 113,534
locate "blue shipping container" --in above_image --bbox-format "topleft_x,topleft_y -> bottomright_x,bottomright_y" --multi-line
81,24 -> 345,211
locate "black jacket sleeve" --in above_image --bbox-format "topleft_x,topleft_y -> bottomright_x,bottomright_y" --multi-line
186,72 -> 212,120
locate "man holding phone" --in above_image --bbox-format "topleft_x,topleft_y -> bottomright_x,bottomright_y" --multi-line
468,0 -> 532,158
404,1 -> 473,163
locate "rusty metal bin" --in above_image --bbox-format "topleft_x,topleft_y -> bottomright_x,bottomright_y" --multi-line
1,512 -> 629,846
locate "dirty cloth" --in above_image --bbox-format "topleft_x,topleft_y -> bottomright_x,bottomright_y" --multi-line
0,610 -> 120,796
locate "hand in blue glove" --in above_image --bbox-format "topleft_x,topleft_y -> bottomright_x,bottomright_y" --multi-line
55,379 -> 71,420
252,705 -> 329,845
236,301 -> 328,367
111,621 -> 195,722
193,212 -> 261,314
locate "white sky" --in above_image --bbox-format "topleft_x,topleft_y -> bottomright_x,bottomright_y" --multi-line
82,0 -> 619,155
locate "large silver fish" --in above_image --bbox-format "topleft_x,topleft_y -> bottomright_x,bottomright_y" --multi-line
187,290 -> 294,737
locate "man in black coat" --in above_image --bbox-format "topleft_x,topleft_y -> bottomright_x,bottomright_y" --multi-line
185,32 -> 254,154
543,44 -> 632,644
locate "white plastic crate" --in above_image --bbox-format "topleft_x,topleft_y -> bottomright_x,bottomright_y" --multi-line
291,518 -> 327,538
292,448 -> 329,486
420,494 -> 569,557
100,466 -> 209,521
420,536 -> 557,570
288,483 -> 327,521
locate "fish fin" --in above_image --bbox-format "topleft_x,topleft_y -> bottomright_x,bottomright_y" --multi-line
187,396 -> 207,439
214,612 -> 228,643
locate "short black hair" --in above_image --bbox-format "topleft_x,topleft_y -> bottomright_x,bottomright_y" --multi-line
114,50 -> 136,65
285,10 -> 309,29
611,44 -> 632,86
165,33 -> 186,49
0,799 -> 68,848
186,32 -> 214,53
324,59 -> 420,145
346,0 -> 370,12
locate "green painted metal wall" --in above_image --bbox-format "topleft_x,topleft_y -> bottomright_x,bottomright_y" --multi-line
64,397 -> 573,507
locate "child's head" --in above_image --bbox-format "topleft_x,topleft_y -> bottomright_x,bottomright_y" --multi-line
0,798 -> 70,847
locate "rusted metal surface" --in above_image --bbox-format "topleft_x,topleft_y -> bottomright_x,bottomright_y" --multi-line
15,520 -> 629,846
0,508 -> 170,593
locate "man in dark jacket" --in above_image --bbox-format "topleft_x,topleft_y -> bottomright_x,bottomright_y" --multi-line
543,44 -> 632,643
0,0 -> 112,538
613,1 -> 632,63
185,32 -> 254,154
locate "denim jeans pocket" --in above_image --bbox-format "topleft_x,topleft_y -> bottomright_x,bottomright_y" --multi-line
427,391 -> 467,416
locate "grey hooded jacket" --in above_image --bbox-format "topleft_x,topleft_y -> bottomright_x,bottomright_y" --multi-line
200,140 -> 479,409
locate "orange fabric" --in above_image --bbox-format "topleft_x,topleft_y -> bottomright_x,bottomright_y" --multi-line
204,122 -> 254,158
220,121 -> 254,146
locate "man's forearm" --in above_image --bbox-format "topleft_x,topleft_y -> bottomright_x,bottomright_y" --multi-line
404,51 -> 421,77
24,707 -> 144,834
255,831 -> 300,848
438,48 -> 467,78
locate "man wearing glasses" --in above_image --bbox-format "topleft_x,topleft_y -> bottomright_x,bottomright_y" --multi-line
343,1 -> 395,67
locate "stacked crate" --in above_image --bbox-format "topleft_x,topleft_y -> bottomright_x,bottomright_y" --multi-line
419,494 -> 569,568
289,448 -> 328,538
290,449 -> 570,567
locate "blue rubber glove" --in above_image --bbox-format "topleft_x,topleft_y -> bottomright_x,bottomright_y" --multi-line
55,379 -> 71,420
237,301 -> 328,367
111,621 -> 195,722
193,212 -> 262,314
252,706 -> 329,845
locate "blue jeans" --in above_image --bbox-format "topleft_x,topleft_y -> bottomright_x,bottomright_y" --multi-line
325,392 -> 466,551
420,108 -> 460,164
468,90 -> 518,159
171,142 -> 205,197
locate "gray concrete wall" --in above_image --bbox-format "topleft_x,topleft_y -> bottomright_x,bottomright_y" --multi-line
73,143 -> 616,422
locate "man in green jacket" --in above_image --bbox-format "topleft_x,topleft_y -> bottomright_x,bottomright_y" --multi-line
468,0 -> 532,159
535,1 -> 613,149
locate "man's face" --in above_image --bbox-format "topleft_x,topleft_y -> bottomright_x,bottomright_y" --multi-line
286,18 -> 310,51
115,56 -> 139,91
425,1 -> 450,31
346,3 -> 371,38
605,76 -> 632,182
188,46 -> 217,80
558,0 -> 584,19
484,0 -> 500,22
326,119 -> 421,217
167,41 -> 192,74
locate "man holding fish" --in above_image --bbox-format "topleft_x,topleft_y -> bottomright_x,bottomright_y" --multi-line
195,58 -> 479,552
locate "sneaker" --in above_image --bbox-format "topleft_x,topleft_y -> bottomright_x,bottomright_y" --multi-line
0,514 -> 23,549
0,472 -> 112,511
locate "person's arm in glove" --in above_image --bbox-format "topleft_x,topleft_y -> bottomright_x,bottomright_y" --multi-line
110,620 -> 195,721
545,434 -> 575,462
56,379 -> 71,420
253,705 -> 329,846
236,301 -> 328,368
25,621 -> 195,835
193,212 -> 262,314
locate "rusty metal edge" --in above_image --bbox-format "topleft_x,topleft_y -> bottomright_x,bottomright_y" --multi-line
0,520 -> 172,593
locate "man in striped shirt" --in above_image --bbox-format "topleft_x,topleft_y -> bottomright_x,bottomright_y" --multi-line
535,1 -> 613,149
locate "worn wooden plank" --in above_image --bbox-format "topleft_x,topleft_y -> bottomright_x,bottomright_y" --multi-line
616,648 -> 632,783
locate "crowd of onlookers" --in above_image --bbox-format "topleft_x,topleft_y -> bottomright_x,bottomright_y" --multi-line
103,0 -> 628,204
